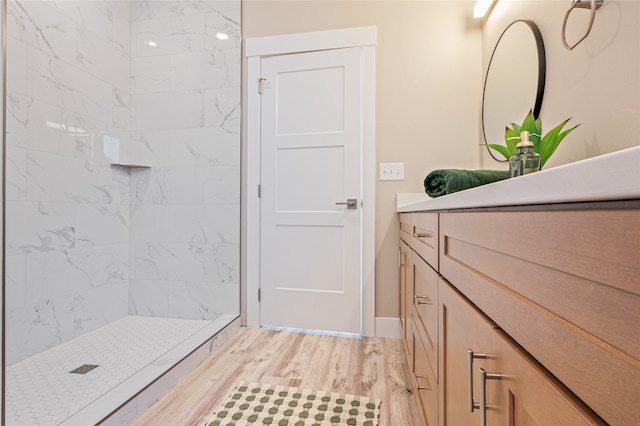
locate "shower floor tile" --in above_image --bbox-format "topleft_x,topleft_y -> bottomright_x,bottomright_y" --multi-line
6,316 -> 213,426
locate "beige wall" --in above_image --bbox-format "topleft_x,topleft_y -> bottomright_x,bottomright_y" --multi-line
480,0 -> 640,169
241,0 -> 640,323
240,0 -> 482,321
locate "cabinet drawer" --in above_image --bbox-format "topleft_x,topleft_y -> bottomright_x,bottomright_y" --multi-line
411,212 -> 438,270
412,317 -> 438,426
399,213 -> 412,244
412,255 -> 438,380
439,209 -> 640,425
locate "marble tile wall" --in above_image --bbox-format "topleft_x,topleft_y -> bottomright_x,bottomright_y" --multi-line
128,0 -> 240,321
4,0 -> 241,364
5,0 -> 132,365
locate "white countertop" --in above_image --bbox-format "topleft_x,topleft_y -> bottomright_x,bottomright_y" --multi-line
397,146 -> 640,212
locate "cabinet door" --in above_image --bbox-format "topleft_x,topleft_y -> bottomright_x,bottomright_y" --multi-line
413,317 -> 438,426
439,278 -> 497,426
490,329 -> 605,426
399,239 -> 412,363
412,253 -> 439,379
440,278 -> 604,426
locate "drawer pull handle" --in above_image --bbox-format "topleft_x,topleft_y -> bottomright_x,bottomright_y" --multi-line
414,294 -> 431,305
479,368 -> 502,426
414,232 -> 433,238
415,374 -> 431,391
467,349 -> 487,412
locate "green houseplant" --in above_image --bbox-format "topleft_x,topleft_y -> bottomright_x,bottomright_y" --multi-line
486,110 -> 579,168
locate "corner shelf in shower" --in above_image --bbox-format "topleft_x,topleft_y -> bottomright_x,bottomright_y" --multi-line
110,163 -> 152,170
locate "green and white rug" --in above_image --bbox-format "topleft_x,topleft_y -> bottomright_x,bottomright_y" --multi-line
204,382 -> 381,426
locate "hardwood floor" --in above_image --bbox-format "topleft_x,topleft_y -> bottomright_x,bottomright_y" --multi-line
131,327 -> 422,425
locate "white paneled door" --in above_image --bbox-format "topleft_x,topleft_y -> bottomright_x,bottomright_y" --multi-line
260,47 -> 362,334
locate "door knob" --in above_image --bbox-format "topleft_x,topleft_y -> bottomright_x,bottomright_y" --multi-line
336,199 -> 357,209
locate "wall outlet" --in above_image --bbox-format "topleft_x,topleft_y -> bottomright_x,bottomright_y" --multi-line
379,162 -> 405,181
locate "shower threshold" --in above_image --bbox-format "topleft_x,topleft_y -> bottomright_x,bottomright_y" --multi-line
5,314 -> 240,425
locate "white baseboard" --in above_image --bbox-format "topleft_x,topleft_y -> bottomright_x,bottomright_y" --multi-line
374,317 -> 402,339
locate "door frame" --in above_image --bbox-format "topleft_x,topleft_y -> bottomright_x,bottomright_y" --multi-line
245,26 -> 377,337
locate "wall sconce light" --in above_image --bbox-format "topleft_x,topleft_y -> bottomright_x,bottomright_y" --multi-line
474,0 -> 497,18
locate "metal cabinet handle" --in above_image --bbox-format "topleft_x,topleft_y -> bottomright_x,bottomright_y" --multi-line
414,374 -> 431,390
413,232 -> 433,238
414,294 -> 431,305
336,199 -> 357,209
479,368 -> 502,426
467,349 -> 487,412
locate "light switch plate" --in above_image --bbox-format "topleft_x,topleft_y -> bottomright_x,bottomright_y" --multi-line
379,162 -> 405,181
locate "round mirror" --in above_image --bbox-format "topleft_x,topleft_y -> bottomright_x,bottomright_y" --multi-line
482,20 -> 546,161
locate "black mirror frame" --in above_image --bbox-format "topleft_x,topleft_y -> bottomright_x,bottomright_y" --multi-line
482,20 -> 546,161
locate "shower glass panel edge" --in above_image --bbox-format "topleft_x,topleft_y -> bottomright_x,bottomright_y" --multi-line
1,0 -> 6,423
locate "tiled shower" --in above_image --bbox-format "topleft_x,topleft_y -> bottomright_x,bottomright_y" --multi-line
2,0 -> 241,424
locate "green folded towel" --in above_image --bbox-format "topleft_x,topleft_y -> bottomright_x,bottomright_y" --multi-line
424,169 -> 509,198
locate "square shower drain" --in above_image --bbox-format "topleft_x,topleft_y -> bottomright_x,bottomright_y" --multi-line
69,364 -> 99,374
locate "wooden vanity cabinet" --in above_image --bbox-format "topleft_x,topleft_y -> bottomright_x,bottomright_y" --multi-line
439,208 -> 639,425
399,203 -> 637,425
